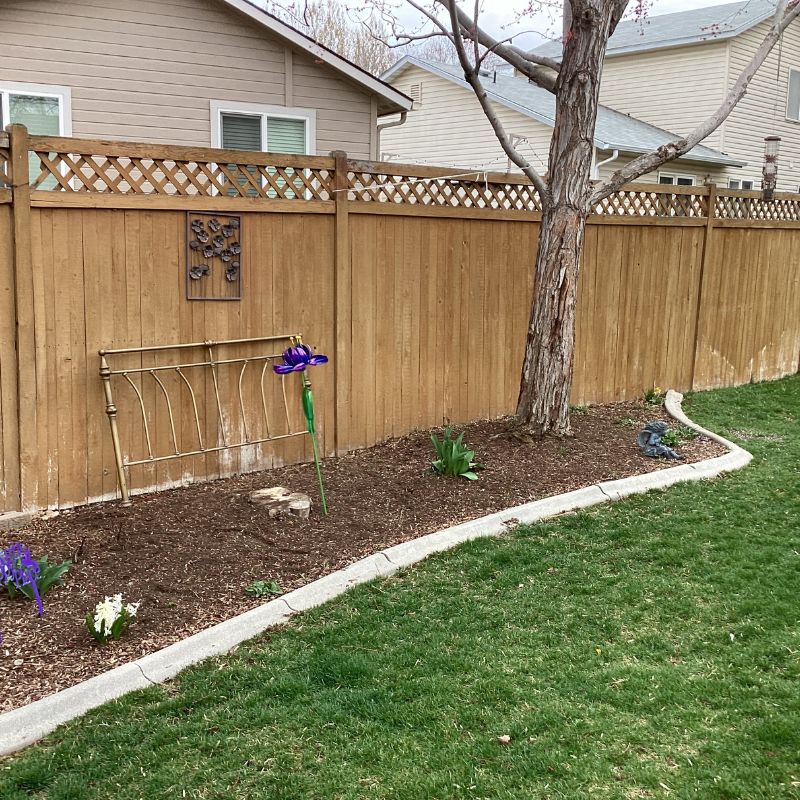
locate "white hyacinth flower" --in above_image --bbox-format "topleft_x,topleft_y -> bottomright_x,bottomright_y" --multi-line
93,593 -> 139,632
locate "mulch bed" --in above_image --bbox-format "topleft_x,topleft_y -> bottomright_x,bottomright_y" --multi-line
1,400 -> 723,713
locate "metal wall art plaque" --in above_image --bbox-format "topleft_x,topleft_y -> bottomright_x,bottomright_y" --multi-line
186,212 -> 242,300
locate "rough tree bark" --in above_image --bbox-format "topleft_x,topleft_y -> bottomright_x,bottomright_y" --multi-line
515,0 -> 626,436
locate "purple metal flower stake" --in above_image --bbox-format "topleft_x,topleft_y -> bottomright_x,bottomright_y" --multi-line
274,338 -> 329,515
1,543 -> 44,616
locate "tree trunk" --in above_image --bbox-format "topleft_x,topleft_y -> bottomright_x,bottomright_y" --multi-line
515,0 -> 620,437
516,204 -> 587,436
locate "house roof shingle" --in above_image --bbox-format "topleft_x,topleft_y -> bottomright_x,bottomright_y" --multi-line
382,57 -> 745,167
534,0 -> 778,59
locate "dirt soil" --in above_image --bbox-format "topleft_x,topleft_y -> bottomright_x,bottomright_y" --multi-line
1,401 -> 724,712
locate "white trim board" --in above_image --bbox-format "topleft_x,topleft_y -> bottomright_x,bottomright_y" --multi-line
210,100 -> 317,155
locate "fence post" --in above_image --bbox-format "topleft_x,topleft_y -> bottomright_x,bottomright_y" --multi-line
7,124 -> 38,511
331,150 -> 350,455
690,182 -> 717,390
0,130 -> 21,512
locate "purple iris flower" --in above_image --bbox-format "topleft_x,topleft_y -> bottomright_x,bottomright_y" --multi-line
1,542 -> 44,616
273,343 -> 328,375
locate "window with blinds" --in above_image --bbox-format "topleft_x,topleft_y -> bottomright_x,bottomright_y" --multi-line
221,112 -> 262,150
267,117 -> 306,153
219,112 -> 307,197
787,69 -> 800,121
267,117 -> 306,199
221,113 -> 262,197
1,93 -> 62,185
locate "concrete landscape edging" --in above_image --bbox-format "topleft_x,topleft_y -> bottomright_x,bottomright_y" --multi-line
0,390 -> 752,757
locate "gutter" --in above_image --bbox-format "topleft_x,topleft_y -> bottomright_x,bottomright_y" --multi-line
376,111 -> 408,157
592,149 -> 619,179
604,143 -> 746,169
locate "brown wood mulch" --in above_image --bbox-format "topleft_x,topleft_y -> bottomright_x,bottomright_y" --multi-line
0,400 -> 724,713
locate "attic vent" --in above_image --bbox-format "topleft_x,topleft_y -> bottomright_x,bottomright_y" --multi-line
409,82 -> 423,107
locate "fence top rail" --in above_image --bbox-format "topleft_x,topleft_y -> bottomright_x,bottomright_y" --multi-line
7,128 -> 800,217
99,333 -> 300,357
27,135 -> 336,171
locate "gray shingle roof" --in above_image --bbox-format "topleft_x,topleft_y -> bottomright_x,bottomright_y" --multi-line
382,57 -> 744,167
534,0 -> 777,59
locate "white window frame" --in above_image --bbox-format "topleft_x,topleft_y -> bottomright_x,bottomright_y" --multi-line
786,67 -> 800,123
209,101 -> 316,198
210,100 -> 316,155
0,81 -> 72,136
658,172 -> 695,186
1,82 -> 72,189
728,178 -> 756,190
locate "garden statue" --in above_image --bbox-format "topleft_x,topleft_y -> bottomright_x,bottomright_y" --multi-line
637,421 -> 683,460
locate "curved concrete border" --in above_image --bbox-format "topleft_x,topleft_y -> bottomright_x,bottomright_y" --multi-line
0,390 -> 751,756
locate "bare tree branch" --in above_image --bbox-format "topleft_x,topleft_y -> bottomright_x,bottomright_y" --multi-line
443,0 -> 550,200
433,0 -> 560,92
593,0 -> 800,201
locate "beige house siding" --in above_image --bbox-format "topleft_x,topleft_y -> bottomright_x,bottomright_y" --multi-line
721,19 -> 800,192
381,67 -> 553,172
599,42 -> 729,152
383,65 -> 732,188
0,0 -> 374,158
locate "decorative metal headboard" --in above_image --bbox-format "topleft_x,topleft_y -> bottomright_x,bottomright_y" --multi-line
99,335 -> 311,505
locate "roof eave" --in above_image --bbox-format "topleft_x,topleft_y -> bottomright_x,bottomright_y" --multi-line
219,0 -> 413,114
602,144 -> 746,168
605,31 -> 741,57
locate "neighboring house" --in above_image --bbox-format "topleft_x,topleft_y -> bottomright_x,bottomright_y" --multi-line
534,0 -> 800,191
0,0 -> 411,161
380,56 -> 743,186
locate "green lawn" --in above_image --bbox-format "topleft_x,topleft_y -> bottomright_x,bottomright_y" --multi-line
2,377 -> 799,800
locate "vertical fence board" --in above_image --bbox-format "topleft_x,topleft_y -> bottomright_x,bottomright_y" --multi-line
0,202 -> 19,512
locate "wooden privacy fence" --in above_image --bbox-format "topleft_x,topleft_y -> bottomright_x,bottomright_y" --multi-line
0,124 -> 798,513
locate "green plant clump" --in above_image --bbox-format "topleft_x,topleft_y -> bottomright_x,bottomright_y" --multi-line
661,424 -> 699,448
245,580 -> 283,598
5,555 -> 71,603
430,426 -> 483,480
643,386 -> 665,406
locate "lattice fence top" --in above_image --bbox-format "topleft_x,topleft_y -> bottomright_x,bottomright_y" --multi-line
593,187 -> 708,217
11,133 -> 800,221
26,137 -> 335,200
346,166 -> 544,211
715,192 -> 800,221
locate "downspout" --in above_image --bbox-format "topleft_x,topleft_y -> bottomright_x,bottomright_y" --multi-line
591,149 -> 619,180
376,112 -> 407,160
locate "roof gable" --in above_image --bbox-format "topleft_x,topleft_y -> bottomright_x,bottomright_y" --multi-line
383,57 -> 744,167
534,0 -> 777,59
216,0 -> 411,114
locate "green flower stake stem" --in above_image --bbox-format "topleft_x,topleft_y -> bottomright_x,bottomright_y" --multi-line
300,373 -> 328,515
274,338 -> 329,515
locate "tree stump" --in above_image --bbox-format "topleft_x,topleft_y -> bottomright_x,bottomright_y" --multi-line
248,487 -> 311,519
